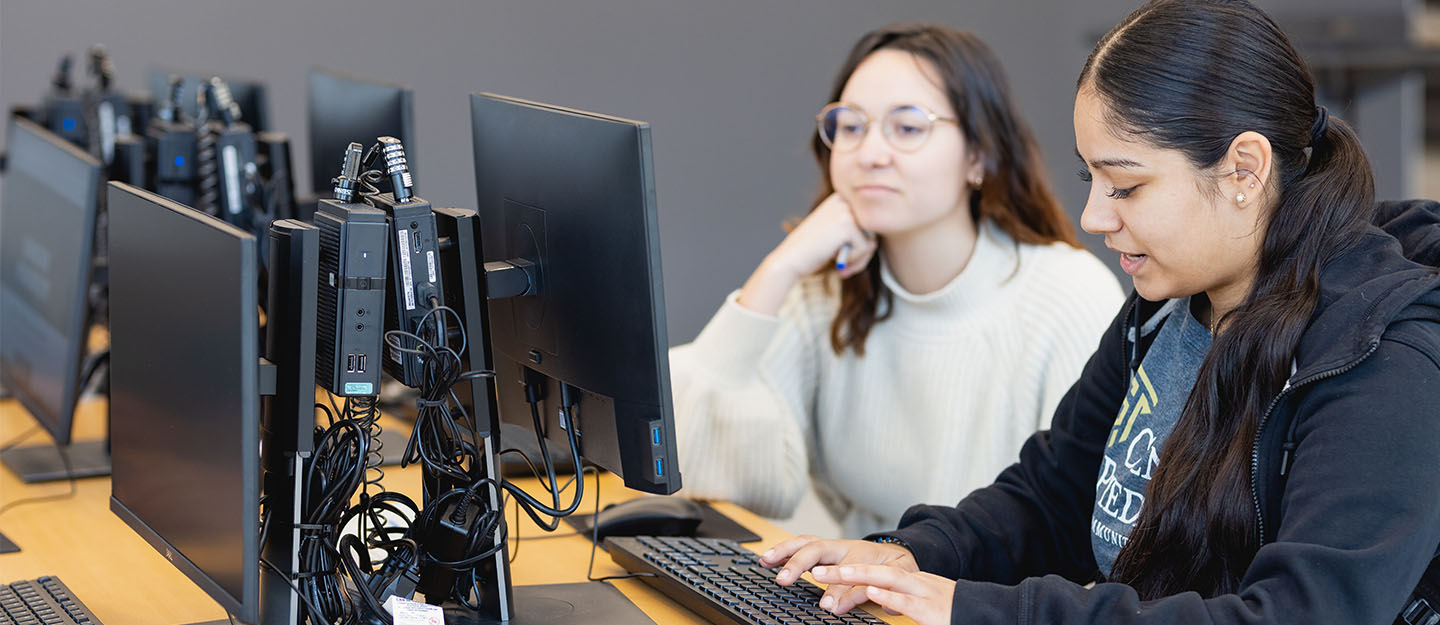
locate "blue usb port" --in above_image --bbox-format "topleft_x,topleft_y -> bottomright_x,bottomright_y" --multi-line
651,426 -> 661,445
655,458 -> 664,477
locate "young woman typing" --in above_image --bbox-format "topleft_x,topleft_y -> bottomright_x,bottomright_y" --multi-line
762,2 -> 1440,623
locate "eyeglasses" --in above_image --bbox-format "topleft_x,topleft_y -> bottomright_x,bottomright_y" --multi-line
815,102 -> 959,153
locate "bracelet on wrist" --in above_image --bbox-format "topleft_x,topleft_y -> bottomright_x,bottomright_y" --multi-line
870,535 -> 908,549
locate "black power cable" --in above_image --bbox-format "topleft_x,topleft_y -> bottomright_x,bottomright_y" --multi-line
288,240 -> 602,616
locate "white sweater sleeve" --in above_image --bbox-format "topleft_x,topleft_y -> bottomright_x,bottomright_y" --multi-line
1027,249 -> 1127,430
668,289 -> 823,518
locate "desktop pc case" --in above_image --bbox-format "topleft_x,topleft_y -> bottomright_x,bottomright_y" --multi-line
313,199 -> 389,397
367,191 -> 444,387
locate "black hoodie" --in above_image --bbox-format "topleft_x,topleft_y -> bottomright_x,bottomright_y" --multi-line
873,200 -> 1440,624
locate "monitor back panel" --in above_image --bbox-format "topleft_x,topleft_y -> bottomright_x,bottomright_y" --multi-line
0,117 -> 102,445
106,182 -> 260,623
307,68 -> 414,196
470,93 -> 679,494
146,68 -> 270,131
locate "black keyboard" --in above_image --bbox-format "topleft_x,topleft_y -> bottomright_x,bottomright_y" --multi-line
606,535 -> 886,625
0,576 -> 101,625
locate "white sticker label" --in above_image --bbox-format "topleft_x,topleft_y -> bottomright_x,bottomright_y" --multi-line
98,101 -> 116,163
222,144 -> 242,214
383,596 -> 444,625
426,250 -> 437,284
397,229 -> 416,310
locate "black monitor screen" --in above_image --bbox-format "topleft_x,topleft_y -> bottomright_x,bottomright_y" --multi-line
0,117 -> 102,445
146,68 -> 269,131
107,182 -> 259,623
307,68 -> 414,197
470,93 -> 680,495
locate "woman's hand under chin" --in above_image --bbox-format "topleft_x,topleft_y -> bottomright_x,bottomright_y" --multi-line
737,193 -> 877,315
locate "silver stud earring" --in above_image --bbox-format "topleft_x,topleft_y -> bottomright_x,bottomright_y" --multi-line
1249,182 -> 1256,189
1236,192 -> 1246,203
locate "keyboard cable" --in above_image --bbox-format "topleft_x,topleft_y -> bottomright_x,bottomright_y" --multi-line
585,468 -> 655,584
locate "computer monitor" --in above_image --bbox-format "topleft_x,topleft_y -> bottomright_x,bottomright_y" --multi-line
0,117 -> 108,483
146,68 -> 270,131
420,92 -> 680,624
470,93 -> 680,496
306,68 -> 415,198
106,182 -> 261,624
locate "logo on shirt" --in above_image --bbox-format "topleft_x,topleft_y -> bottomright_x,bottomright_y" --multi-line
1096,365 -> 1163,531
1110,368 -> 1156,449
1091,306 -> 1209,572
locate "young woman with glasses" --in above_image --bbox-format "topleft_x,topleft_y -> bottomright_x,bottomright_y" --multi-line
761,2 -> 1440,623
669,25 -> 1123,538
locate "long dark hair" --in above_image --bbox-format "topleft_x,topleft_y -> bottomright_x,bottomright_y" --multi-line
1080,0 -> 1375,598
814,24 -> 1077,355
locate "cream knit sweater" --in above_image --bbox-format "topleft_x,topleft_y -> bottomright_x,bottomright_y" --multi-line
669,222 -> 1125,537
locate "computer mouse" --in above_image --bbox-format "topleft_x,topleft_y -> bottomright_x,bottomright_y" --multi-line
591,496 -> 704,540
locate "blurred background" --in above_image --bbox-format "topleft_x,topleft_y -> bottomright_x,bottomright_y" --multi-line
3,0 -> 1436,535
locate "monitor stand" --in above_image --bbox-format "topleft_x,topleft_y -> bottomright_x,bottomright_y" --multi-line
0,351 -> 113,483
0,439 -> 110,483
446,582 -> 655,625
0,529 -> 18,554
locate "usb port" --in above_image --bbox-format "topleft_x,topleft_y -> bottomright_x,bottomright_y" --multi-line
655,458 -> 664,477
652,426 -> 661,446
357,354 -> 366,373
346,354 -> 356,372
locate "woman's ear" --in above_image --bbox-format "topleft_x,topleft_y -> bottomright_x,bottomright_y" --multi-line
1226,131 -> 1273,205
965,150 -> 986,189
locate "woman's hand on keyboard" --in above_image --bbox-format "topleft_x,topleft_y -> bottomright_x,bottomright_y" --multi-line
810,563 -> 954,625
759,536 -> 917,616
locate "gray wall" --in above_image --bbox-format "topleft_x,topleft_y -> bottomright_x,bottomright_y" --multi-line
0,0 -> 1406,345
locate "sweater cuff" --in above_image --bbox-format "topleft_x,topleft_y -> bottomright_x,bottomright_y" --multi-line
688,291 -> 784,382
948,577 -> 1026,624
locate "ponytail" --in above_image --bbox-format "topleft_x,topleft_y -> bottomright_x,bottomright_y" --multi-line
1081,0 -> 1375,597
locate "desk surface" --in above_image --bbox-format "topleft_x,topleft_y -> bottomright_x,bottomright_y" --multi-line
0,397 -> 909,624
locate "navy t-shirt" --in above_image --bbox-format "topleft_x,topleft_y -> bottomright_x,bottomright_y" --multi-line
1091,297 -> 1212,577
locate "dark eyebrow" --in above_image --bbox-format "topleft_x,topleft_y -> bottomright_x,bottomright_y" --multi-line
1074,147 -> 1144,170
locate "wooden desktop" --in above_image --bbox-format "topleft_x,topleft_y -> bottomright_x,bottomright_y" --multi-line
0,397 -> 908,624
